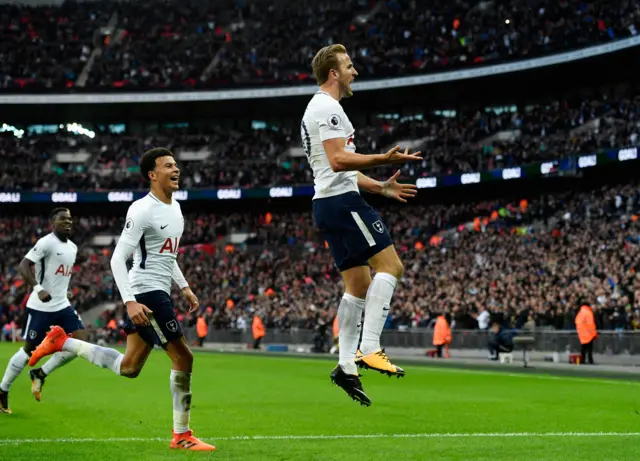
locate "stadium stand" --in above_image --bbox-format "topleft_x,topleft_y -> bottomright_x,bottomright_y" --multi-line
1,93 -> 638,191
1,0 -> 638,90
3,181 -> 640,342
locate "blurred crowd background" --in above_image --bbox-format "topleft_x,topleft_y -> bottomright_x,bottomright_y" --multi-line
3,181 -> 640,343
1,0 -> 638,90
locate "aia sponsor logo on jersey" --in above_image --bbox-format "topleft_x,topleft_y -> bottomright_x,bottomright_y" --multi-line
55,264 -> 72,276
160,237 -> 180,254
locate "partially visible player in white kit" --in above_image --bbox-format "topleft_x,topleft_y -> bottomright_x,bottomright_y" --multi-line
301,44 -> 422,406
29,148 -> 215,451
0,208 -> 88,413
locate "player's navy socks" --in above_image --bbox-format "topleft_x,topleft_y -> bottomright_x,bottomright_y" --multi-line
170,370 -> 192,434
0,348 -> 29,392
338,294 -> 365,375
63,338 -> 123,375
360,273 -> 397,355
41,351 -> 76,376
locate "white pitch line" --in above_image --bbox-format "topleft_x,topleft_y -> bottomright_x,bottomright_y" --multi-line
422,366 -> 640,386
1,432 -> 639,445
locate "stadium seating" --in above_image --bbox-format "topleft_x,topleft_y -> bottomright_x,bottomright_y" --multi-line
3,181 -> 640,341
1,94 -> 637,191
1,0 -> 638,90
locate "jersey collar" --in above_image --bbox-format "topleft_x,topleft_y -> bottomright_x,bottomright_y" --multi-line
52,232 -> 68,243
148,191 -> 172,205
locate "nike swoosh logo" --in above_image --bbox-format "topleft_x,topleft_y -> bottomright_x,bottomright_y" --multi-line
57,253 -> 63,255
160,224 -> 169,229
356,323 -> 362,328
382,307 -> 390,311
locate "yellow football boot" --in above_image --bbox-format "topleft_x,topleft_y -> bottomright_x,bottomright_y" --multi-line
355,348 -> 405,377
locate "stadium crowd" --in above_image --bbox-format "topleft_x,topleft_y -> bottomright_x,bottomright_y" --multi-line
3,180 -> 640,342
1,93 -> 638,192
1,0 -> 638,90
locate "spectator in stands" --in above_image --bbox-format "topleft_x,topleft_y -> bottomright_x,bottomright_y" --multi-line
3,93 -> 637,191
2,0 -> 638,90
3,180 -> 640,336
475,306 -> 491,330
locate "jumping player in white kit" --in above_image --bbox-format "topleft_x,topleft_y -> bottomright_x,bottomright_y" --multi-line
0,208 -> 87,413
301,44 -> 422,406
29,148 -> 216,451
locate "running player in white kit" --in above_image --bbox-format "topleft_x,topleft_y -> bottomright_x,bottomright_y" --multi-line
0,208 -> 87,413
29,148 -> 215,451
301,44 -> 422,406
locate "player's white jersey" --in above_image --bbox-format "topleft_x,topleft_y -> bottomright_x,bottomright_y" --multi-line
118,192 -> 184,296
24,233 -> 77,313
301,91 -> 359,199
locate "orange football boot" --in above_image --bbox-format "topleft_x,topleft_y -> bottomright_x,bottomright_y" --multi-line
170,430 -> 216,451
28,326 -> 69,367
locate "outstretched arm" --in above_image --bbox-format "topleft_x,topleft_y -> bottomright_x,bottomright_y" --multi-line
314,107 -> 421,172
323,139 -> 422,172
357,171 -> 418,203
356,172 -> 383,194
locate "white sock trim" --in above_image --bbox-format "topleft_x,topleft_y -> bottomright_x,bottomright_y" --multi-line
62,337 -> 82,354
343,293 -> 365,305
16,348 -> 30,362
114,354 -> 123,376
374,272 -> 398,286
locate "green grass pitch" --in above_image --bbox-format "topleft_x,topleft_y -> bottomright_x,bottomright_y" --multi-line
1,343 -> 639,460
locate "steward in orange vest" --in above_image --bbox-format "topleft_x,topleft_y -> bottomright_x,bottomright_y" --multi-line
252,314 -> 266,350
575,305 -> 597,364
196,316 -> 209,348
433,314 -> 452,358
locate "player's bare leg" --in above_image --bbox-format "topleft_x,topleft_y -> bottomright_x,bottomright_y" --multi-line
165,337 -> 215,451
355,245 -> 406,377
30,328 -> 88,402
116,332 -> 153,377
330,265 -> 371,406
1,343 -> 36,414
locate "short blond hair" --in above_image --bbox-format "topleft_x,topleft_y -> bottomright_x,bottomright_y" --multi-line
311,44 -> 347,85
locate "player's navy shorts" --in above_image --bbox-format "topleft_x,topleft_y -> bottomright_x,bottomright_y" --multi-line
313,191 -> 394,271
24,306 -> 85,345
123,290 -> 183,348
